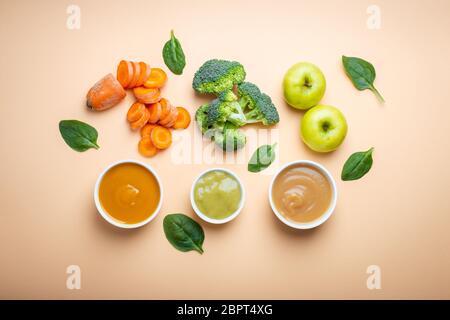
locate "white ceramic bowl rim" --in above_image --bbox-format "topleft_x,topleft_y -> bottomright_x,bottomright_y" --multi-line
94,159 -> 164,229
269,160 -> 337,229
190,167 -> 245,224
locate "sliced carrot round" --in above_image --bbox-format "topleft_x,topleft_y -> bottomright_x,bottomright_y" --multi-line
140,123 -> 157,137
117,60 -> 133,88
165,110 -> 179,128
165,117 -> 177,128
158,102 -> 173,125
138,137 -> 158,157
151,125 -> 172,149
127,102 -> 146,122
142,63 -> 151,84
130,107 -> 150,130
144,68 -> 167,88
173,107 -> 191,129
148,102 -> 162,124
133,87 -> 161,104
159,98 -> 172,120
128,62 -> 141,88
135,62 -> 147,87
159,105 -> 178,127
135,62 -> 150,87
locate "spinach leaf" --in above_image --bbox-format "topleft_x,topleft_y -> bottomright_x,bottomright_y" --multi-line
341,147 -> 374,181
342,56 -> 385,103
59,120 -> 99,152
162,30 -> 186,75
248,143 -> 276,173
163,214 -> 204,254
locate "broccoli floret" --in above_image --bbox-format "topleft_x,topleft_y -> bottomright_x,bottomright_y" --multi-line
197,82 -> 280,136
206,91 -> 246,127
244,93 -> 280,125
195,104 -> 210,134
214,122 -> 246,151
238,82 -> 280,125
237,82 -> 261,110
193,71 -> 279,153
192,59 -> 246,94
218,90 -> 246,124
219,90 -> 238,102
195,102 -> 246,151
206,98 -> 229,126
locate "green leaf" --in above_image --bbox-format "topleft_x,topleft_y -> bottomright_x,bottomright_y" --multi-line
341,147 -> 374,181
162,30 -> 186,75
342,56 -> 384,103
59,120 -> 99,152
248,143 -> 277,173
163,214 -> 204,254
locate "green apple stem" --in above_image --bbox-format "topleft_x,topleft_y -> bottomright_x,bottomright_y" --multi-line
369,84 -> 385,103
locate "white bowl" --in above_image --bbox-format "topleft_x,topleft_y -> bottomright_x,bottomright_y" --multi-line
94,159 -> 163,229
269,160 -> 337,229
191,168 -> 245,224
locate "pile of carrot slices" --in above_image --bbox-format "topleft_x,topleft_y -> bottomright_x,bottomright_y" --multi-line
117,60 -> 191,157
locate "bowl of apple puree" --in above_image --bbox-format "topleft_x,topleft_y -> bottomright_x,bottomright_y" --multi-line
269,160 -> 337,229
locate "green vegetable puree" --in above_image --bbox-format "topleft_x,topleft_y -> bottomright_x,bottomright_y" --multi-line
194,170 -> 241,219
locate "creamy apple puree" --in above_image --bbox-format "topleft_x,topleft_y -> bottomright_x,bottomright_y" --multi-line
272,164 -> 332,223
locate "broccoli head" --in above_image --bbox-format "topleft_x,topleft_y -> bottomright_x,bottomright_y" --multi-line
195,101 -> 246,151
214,122 -> 246,151
192,59 -> 246,94
238,82 -> 280,125
245,92 -> 280,125
206,91 -> 246,127
195,103 -> 210,134
219,89 -> 238,102
193,65 -> 280,153
237,82 -> 261,110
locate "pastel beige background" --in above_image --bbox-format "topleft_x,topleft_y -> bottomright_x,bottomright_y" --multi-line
1,0 -> 449,299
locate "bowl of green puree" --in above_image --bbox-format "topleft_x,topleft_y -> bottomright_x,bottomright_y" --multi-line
191,168 -> 245,224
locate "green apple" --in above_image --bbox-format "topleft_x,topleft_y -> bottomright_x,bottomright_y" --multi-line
283,62 -> 326,110
301,105 -> 347,152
